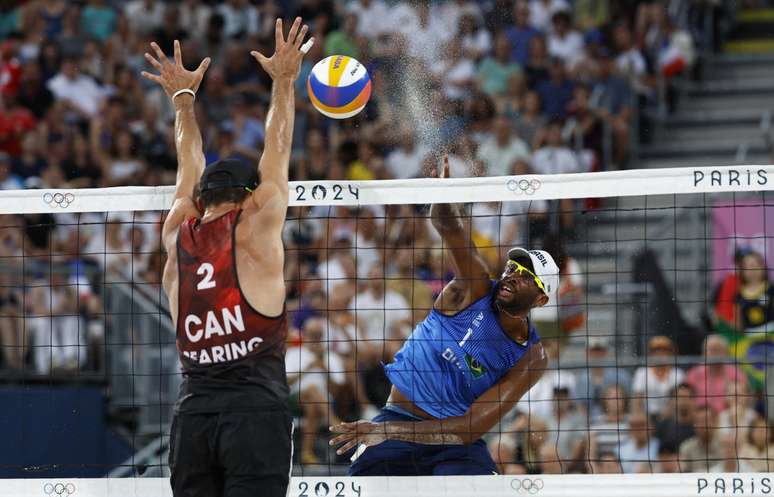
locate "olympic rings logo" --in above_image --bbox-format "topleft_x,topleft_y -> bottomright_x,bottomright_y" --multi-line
506,178 -> 541,196
43,482 -> 76,496
43,192 -> 75,208
510,478 -> 544,494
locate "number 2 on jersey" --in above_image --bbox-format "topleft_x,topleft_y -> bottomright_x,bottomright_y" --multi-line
196,263 -> 216,290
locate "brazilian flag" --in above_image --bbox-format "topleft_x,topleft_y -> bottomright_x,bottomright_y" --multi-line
721,324 -> 774,391
465,354 -> 486,379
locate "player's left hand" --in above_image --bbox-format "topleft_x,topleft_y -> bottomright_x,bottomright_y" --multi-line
251,17 -> 313,82
329,420 -> 388,455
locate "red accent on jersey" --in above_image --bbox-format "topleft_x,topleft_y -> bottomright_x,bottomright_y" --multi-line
175,209 -> 286,370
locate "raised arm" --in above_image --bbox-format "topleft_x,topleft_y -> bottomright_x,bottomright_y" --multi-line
430,155 -> 491,312
330,342 -> 547,451
246,18 -> 313,225
141,40 -> 210,202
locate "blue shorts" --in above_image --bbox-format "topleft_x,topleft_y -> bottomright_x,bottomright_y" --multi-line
348,407 -> 498,476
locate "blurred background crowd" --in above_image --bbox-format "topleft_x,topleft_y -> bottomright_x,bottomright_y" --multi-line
0,0 -> 771,477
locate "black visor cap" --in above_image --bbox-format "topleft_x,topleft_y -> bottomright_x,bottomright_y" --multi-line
199,158 -> 258,192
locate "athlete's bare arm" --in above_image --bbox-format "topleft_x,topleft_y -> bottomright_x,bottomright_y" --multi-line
140,40 -> 211,324
234,18 -> 313,316
430,155 -> 491,314
331,343 -> 547,450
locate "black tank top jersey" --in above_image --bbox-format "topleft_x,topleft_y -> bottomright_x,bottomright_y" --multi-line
174,209 -> 288,413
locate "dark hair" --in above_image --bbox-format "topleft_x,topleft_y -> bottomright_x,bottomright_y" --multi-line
194,172 -> 251,209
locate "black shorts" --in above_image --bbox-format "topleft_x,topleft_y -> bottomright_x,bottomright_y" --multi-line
169,409 -> 293,497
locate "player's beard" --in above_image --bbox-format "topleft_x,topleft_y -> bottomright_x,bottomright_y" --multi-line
494,280 -> 534,316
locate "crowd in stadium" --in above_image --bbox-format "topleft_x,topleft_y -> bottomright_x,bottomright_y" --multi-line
0,0 -> 770,475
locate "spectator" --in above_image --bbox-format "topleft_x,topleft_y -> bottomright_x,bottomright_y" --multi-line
512,90 -> 547,148
324,12 -> 360,58
618,412 -> 659,473
349,263 -> 411,363
347,0 -> 391,39
710,433 -> 754,472
216,0 -> 259,39
631,335 -> 685,417
717,379 -> 759,441
506,1 -> 540,67
656,445 -> 680,473
735,248 -> 773,331
536,58 -> 574,120
458,12 -> 492,61
738,417 -> 774,472
590,48 -> 632,166
679,405 -> 722,472
285,317 -> 346,465
80,0 -> 116,42
685,334 -> 748,413
431,38 -> 476,101
524,35 -> 550,88
655,383 -> 696,454
494,414 -> 549,474
529,0 -> 570,32
589,384 -> 630,456
46,57 -> 104,118
576,338 -> 630,419
386,128 -> 430,179
0,152 -> 22,190
613,23 -> 649,97
179,0 -> 211,43
476,115 -> 530,176
478,32 -> 523,97
516,337 -> 577,420
123,0 -> 165,37
543,386 -> 588,470
547,11 -> 584,67
593,451 -> 623,473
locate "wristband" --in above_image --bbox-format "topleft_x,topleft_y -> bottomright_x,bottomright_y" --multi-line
172,88 -> 196,101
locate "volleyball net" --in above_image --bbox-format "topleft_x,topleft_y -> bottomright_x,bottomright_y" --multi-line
0,165 -> 772,496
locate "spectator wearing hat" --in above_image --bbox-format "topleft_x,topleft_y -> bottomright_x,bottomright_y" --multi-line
543,385 -> 588,471
576,336 -> 631,419
685,334 -> 748,414
631,335 -> 685,417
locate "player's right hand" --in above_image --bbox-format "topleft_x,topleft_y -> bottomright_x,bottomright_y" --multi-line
251,17 -> 312,82
141,40 -> 210,101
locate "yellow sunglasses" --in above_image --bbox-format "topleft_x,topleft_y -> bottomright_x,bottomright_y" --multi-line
503,260 -> 546,292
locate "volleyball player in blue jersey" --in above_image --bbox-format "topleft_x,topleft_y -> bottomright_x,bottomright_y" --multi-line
330,156 -> 558,476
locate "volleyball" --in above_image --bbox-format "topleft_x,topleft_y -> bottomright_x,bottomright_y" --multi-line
307,55 -> 371,119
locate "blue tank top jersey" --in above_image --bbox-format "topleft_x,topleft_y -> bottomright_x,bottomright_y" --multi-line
384,282 -> 540,419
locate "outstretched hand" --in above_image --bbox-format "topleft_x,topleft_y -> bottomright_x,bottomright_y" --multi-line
251,17 -> 313,82
329,420 -> 389,456
141,40 -> 210,100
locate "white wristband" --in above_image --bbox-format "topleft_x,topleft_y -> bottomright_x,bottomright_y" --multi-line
172,88 -> 195,101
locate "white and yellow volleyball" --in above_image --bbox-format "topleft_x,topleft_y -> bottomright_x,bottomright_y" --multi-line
307,55 -> 371,119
